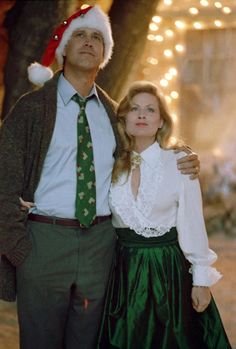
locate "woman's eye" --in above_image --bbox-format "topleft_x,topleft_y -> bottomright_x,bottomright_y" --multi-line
130,106 -> 138,111
147,107 -> 155,113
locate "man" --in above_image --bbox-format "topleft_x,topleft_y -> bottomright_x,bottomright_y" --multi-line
0,5 -> 199,349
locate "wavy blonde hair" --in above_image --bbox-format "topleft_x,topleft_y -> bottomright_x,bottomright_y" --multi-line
112,80 -> 179,182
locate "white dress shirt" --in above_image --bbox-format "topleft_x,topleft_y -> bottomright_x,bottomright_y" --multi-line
109,142 -> 221,287
32,73 -> 116,218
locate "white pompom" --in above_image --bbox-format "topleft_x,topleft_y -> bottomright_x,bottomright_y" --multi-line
27,62 -> 53,86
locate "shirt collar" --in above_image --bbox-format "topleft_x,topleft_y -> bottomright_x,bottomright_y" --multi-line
57,73 -> 100,106
133,142 -> 161,169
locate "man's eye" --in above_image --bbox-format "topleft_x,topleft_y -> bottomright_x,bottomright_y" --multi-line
93,34 -> 103,42
75,32 -> 84,37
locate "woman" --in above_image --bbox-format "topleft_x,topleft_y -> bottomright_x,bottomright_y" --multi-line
98,81 -> 232,349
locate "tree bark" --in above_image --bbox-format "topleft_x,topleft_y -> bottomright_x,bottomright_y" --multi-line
97,0 -> 160,101
1,0 -> 70,119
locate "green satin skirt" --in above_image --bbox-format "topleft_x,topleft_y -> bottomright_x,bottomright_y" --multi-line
98,228 -> 232,349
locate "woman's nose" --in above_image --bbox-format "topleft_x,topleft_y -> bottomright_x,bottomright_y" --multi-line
138,109 -> 146,118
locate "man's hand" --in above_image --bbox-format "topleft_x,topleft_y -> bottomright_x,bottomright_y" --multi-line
191,286 -> 211,312
19,197 -> 35,211
174,146 -> 200,180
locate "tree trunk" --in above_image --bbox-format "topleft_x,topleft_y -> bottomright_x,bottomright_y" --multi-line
1,0 -> 160,118
97,0 -> 160,101
1,0 -> 70,119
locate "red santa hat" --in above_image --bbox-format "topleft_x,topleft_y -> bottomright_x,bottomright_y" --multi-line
28,5 -> 114,86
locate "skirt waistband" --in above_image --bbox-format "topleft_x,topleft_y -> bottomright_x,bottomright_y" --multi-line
116,227 -> 178,248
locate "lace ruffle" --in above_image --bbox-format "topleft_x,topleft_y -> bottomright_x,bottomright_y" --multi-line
191,265 -> 222,287
109,150 -> 172,238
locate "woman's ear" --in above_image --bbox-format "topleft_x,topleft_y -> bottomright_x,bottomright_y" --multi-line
159,118 -> 164,129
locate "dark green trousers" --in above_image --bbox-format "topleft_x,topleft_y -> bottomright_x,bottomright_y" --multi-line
16,219 -> 116,349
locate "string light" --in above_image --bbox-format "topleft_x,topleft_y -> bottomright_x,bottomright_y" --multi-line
175,44 -> 185,52
193,22 -> 203,29
160,79 -> 169,87
222,7 -> 231,14
155,35 -> 164,42
165,73 -> 173,80
189,7 -> 199,15
175,20 -> 186,29
214,20 -> 222,27
164,0 -> 173,5
147,34 -> 155,41
142,0 -> 235,133
81,4 -> 90,9
169,67 -> 178,76
165,29 -> 174,37
200,0 -> 209,7
149,23 -> 159,31
170,91 -> 179,99
147,57 -> 158,65
152,16 -> 162,23
214,2 -> 222,9
164,49 -> 173,57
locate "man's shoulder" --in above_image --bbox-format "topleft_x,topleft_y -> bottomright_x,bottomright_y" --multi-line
3,74 -> 59,126
13,72 -> 59,110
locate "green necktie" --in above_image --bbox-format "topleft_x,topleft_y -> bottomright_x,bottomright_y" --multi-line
72,94 -> 96,227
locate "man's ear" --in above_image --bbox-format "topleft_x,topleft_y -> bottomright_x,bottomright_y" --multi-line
62,45 -> 67,57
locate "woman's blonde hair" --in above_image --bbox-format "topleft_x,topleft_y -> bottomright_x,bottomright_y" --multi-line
112,80 -> 178,182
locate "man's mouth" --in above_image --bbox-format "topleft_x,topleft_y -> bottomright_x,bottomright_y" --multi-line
79,51 -> 94,56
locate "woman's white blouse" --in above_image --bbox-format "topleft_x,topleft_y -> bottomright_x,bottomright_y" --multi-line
109,142 -> 221,287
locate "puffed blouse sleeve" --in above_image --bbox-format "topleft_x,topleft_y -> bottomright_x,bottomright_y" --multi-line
176,175 -> 222,287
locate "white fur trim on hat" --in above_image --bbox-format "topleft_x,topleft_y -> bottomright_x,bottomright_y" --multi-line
56,5 -> 113,69
28,62 -> 54,86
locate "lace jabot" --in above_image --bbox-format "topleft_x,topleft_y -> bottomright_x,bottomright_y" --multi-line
110,143 -> 172,238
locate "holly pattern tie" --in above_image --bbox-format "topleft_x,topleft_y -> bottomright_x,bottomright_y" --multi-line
72,94 -> 96,227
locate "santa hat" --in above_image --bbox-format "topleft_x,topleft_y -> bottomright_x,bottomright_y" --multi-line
28,5 -> 114,86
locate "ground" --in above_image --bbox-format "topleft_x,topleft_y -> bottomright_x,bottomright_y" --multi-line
0,232 -> 235,349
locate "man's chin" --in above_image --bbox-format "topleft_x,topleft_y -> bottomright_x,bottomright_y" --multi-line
76,59 -> 101,72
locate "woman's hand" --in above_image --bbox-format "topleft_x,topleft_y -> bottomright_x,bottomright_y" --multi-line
191,286 -> 211,312
19,197 -> 35,211
174,146 -> 200,179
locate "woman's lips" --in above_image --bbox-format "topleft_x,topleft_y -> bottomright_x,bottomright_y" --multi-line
135,122 -> 148,126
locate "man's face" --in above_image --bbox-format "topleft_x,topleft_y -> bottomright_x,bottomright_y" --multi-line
63,27 -> 104,72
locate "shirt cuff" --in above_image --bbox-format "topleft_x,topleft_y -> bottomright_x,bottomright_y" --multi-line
190,264 -> 222,287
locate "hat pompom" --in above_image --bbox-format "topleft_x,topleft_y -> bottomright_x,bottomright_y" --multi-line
28,62 -> 54,86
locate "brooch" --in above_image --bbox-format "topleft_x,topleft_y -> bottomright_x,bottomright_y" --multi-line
131,152 -> 142,170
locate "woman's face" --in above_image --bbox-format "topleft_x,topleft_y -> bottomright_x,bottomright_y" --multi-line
125,92 -> 163,142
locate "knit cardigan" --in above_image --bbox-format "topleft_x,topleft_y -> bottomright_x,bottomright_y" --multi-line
0,72 -> 119,301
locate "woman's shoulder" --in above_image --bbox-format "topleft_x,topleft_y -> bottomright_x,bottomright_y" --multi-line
160,148 -> 188,182
161,147 -> 186,162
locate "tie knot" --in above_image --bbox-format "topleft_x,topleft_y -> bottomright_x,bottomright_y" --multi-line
72,94 -> 87,109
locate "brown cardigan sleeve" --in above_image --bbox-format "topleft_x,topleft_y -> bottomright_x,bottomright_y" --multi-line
0,96 -> 33,266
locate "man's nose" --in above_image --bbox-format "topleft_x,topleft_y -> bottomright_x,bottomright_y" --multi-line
84,36 -> 93,46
